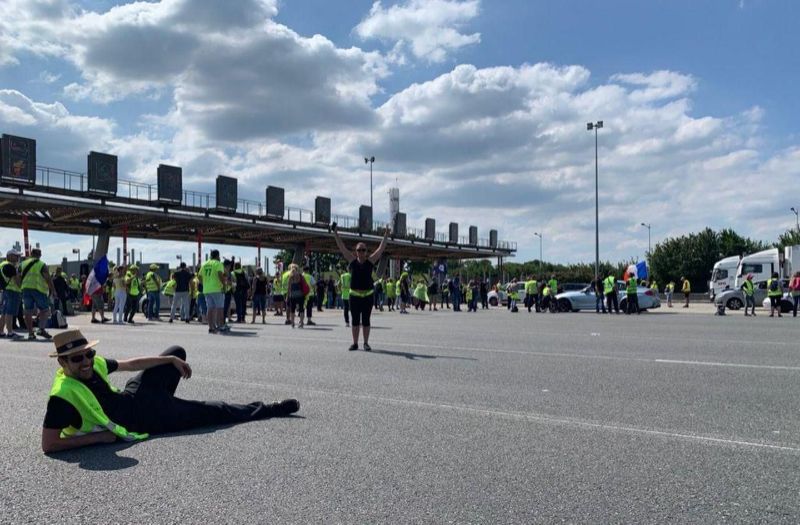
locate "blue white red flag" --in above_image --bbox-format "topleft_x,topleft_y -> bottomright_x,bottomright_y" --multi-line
85,255 -> 109,296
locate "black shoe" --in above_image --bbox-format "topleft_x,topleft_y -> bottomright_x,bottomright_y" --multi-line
27,333 -> 36,341
348,344 -> 358,351
208,328 -> 218,334
127,319 -> 134,324
276,399 -> 300,416
36,329 -> 53,339
306,320 -> 316,326
168,319 -> 173,323
284,319 -> 292,325
91,319 -> 100,324
101,318 -> 109,323
363,343 -> 372,352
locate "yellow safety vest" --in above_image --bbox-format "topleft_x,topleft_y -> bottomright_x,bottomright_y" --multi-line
21,258 -> 48,294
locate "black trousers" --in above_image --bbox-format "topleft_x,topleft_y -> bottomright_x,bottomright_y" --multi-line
626,293 -> 639,314
123,347 -> 283,434
606,292 -> 619,313
306,296 -> 314,319
124,294 -> 139,321
343,299 -> 350,324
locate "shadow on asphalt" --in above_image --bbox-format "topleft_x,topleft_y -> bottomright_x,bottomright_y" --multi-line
48,416 -> 305,471
368,348 -> 478,361
300,327 -> 333,331
220,331 -> 258,337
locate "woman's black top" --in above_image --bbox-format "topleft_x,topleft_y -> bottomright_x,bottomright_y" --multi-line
254,276 -> 268,295
349,259 -> 375,291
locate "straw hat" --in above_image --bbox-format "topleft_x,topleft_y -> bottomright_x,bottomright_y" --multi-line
49,329 -> 99,358
149,263 -> 159,270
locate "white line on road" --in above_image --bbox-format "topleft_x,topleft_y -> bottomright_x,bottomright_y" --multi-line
199,375 -> 800,454
654,359 -> 800,371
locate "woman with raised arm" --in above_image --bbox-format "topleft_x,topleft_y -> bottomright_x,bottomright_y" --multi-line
332,223 -> 390,351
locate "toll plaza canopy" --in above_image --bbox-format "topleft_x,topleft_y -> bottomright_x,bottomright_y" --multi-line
0,166 -> 517,261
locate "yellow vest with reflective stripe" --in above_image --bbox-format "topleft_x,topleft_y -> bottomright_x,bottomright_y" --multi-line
49,356 -> 148,442
21,258 -> 48,294
145,271 -> 161,292
340,273 -> 351,300
0,261 -> 20,292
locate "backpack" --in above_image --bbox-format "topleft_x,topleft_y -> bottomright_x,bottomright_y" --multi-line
769,279 -> 779,292
48,310 -> 68,329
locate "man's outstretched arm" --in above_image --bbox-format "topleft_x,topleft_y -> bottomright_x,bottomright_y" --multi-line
41,427 -> 116,454
116,356 -> 192,378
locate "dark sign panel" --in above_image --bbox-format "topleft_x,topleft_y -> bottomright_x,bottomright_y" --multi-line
87,151 -> 118,197
449,222 -> 458,243
157,164 -> 182,205
1,134 -> 36,187
359,205 -> 372,233
315,196 -> 331,224
490,229 -> 498,248
469,226 -> 478,245
215,175 -> 238,212
425,218 -> 435,241
265,186 -> 284,218
393,212 -> 407,237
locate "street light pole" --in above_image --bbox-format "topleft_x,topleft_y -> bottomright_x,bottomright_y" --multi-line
587,121 -> 603,281
72,248 -> 80,262
791,207 -> 799,231
533,232 -> 543,275
640,222 -> 651,257
364,156 -> 375,211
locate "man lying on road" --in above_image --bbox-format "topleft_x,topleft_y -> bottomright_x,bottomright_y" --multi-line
42,329 -> 299,453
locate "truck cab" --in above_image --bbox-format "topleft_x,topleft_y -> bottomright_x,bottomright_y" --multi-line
734,248 -> 779,289
708,255 -> 740,302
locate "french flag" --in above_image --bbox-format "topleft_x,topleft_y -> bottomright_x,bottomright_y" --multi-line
85,255 -> 109,296
623,261 -> 648,281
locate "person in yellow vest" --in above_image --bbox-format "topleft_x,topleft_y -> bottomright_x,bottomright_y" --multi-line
281,267 -> 292,325
767,272 -> 784,318
302,266 -> 316,326
625,272 -> 640,315
199,250 -> 228,334
271,269 -> 284,317
681,276 -> 691,308
741,273 -> 755,317
384,276 -> 395,312
20,248 -> 55,340
164,272 -> 177,313
665,281 -> 675,308
0,249 -> 23,340
339,270 -> 352,327
189,273 -> 200,321
41,329 -> 300,453
541,283 -> 552,312
123,265 -> 141,324
111,265 -> 127,324
524,276 -> 537,313
68,274 -> 80,302
144,263 -> 162,321
603,273 -> 619,314
650,280 -> 658,298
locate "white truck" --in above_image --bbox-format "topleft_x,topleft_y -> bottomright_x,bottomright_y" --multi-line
708,255 -> 740,302
734,245 -> 800,288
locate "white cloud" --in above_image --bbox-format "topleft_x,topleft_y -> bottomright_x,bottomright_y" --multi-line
355,0 -> 481,63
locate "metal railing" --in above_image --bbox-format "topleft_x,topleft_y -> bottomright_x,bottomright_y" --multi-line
27,165 -> 517,252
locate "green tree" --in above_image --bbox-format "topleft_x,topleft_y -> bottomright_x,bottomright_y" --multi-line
777,228 -> 800,249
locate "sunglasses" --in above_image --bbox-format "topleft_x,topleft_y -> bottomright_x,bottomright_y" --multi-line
356,248 -> 367,253
68,349 -> 96,363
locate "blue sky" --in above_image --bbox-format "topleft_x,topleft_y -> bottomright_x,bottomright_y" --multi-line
1,0 -> 799,267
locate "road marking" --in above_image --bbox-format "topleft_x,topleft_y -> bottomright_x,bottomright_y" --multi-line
654,359 -> 800,371
199,375 -> 800,454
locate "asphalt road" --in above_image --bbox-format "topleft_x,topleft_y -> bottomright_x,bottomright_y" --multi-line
2,304 -> 800,523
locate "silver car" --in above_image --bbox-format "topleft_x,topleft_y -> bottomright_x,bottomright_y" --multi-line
716,279 -> 789,311
555,281 -> 661,312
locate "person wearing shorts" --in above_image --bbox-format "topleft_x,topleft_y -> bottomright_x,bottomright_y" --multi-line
286,264 -> 306,328
250,268 -> 268,324
0,249 -> 22,339
332,223 -> 389,351
199,250 -> 228,334
20,248 -> 55,340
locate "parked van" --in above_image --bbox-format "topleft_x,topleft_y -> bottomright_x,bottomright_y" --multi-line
708,255 -> 740,302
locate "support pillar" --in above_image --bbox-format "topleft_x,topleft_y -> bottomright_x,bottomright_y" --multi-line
257,242 -> 262,268
122,225 -> 128,264
22,215 -> 30,257
94,226 -> 110,262
376,254 -> 389,278
196,229 -> 203,269
292,244 -> 305,266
